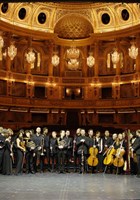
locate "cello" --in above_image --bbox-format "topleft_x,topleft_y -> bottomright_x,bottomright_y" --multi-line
113,139 -> 125,168
87,137 -> 98,167
103,141 -> 116,166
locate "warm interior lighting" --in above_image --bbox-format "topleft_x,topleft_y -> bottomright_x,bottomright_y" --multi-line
8,42 -> 17,60
87,52 -> 95,68
0,35 -> 4,61
66,46 -> 80,59
25,48 -> 36,69
128,43 -> 138,59
111,48 -> 120,68
51,54 -> 60,67
30,109 -> 49,113
96,109 -> 115,114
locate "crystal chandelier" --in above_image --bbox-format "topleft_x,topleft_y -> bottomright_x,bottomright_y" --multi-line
51,54 -> 60,67
111,49 -> 120,68
8,42 -> 17,60
66,46 -> 80,59
67,58 -> 79,70
25,48 -> 36,69
0,35 -> 4,61
128,4 -> 138,60
128,43 -> 138,59
87,53 -> 95,68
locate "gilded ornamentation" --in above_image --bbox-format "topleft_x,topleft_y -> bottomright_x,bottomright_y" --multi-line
54,14 -> 93,39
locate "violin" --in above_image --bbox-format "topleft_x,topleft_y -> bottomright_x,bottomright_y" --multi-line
87,138 -> 98,167
103,141 -> 116,166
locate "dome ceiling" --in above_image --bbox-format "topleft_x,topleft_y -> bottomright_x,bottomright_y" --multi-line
54,14 -> 93,39
0,2 -> 140,39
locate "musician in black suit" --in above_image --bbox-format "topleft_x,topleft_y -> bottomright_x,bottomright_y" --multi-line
131,129 -> 140,178
57,130 -> 67,173
25,130 -> 36,174
2,133 -> 13,175
129,131 -> 137,175
87,129 -> 94,148
96,131 -> 104,172
0,127 -> 5,173
103,130 -> 113,150
102,130 -> 113,172
65,130 -> 73,172
43,127 -> 50,171
50,131 -> 58,172
73,128 -> 81,172
32,127 -> 44,173
76,129 -> 89,173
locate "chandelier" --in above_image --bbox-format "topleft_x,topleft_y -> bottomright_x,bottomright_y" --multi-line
111,49 -> 120,68
87,53 -> 95,68
51,54 -> 60,67
7,42 -> 17,60
66,46 -> 80,59
25,48 -> 36,69
67,58 -> 79,70
128,4 -> 138,60
0,35 -> 4,61
128,43 -> 138,59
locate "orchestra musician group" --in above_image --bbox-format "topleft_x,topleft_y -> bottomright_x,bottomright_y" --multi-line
0,126 -> 140,178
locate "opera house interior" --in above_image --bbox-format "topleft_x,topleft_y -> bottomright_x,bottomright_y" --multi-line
0,1 -> 140,132
0,2 -> 140,200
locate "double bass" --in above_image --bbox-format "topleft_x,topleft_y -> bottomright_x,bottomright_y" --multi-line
87,137 -> 98,167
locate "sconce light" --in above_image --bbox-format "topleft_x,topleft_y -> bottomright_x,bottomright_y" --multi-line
7,42 -> 17,60
87,52 -> 95,68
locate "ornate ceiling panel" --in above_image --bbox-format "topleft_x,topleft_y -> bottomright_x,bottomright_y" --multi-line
0,2 -> 140,37
54,14 -> 93,39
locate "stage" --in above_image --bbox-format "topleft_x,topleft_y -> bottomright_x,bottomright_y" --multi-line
0,173 -> 139,200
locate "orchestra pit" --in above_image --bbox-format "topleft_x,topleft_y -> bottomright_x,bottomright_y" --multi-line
0,1 -> 140,200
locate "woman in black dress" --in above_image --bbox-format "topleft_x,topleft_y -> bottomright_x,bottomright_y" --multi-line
15,130 -> 26,175
2,134 -> 13,175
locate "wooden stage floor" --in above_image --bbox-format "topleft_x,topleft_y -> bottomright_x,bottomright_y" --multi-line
0,172 -> 139,200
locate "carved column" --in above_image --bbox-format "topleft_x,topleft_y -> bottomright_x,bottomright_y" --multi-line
114,113 -> 120,124
93,112 -> 98,125
94,42 -> 99,76
26,75 -> 34,97
136,34 -> 140,72
133,73 -> 139,97
112,76 -> 120,99
60,46 -> 64,77
116,40 -> 121,75
93,77 -> 100,99
6,56 -> 11,71
82,46 -> 88,77
48,43 -> 53,76
26,63 -> 31,74
6,71 -> 14,96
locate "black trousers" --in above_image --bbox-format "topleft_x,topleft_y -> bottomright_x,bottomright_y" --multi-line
0,149 -> 4,172
57,150 -> 66,172
34,152 -> 44,172
50,153 -> 57,171
97,153 -> 104,172
25,151 -> 34,173
136,154 -> 140,175
130,157 -> 137,175
78,154 -> 88,173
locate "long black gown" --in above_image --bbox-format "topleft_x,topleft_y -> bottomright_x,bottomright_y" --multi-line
2,140 -> 12,175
